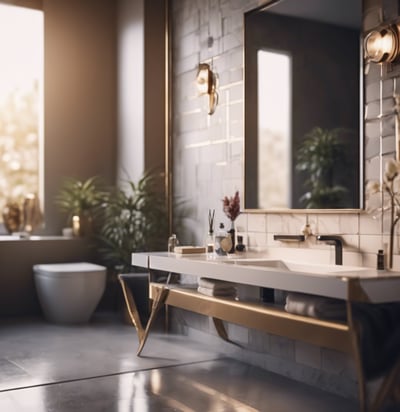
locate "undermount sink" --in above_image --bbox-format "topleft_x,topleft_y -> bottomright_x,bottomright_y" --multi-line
284,261 -> 368,275
227,258 -> 369,276
228,259 -> 289,270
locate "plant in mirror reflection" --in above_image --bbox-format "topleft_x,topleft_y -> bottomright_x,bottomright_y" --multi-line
296,127 -> 350,208
366,158 -> 400,268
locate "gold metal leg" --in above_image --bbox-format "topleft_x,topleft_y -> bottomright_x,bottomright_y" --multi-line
212,317 -> 242,348
118,276 -> 145,343
212,317 -> 229,341
136,286 -> 170,356
165,304 -> 170,332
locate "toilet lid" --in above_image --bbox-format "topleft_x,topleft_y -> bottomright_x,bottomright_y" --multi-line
33,262 -> 106,274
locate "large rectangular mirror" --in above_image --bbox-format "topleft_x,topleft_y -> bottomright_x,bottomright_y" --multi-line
244,0 -> 363,211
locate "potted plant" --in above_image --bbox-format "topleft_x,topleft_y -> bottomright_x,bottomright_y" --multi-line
56,176 -> 106,236
97,171 -> 167,271
95,171 -> 168,316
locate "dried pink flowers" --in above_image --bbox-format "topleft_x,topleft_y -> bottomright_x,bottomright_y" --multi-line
222,191 -> 240,221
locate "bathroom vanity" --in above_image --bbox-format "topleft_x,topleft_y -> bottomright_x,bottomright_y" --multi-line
124,251 -> 400,412
131,251 -> 400,303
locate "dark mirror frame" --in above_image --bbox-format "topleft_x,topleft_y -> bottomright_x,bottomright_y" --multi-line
243,0 -> 364,213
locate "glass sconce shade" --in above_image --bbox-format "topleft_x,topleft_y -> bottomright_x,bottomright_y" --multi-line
196,63 -> 213,94
364,25 -> 400,63
196,63 -> 218,115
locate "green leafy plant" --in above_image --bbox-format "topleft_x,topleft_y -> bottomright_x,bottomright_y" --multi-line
55,176 -> 106,235
296,127 -> 349,209
96,172 -> 168,274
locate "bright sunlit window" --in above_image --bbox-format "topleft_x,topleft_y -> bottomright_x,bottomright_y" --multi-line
257,49 -> 291,209
0,4 -> 44,225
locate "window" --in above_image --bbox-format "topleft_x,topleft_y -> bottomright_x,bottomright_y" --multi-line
0,4 -> 44,226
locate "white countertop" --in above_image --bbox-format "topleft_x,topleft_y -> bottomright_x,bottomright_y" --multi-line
132,252 -> 400,303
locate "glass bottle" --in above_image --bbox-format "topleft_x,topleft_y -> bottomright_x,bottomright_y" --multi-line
168,233 -> 179,252
206,208 -> 215,256
214,223 -> 229,256
205,230 -> 214,254
235,235 -> 246,252
377,249 -> 385,270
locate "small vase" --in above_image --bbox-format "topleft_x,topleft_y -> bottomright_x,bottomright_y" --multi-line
2,202 -> 21,234
22,193 -> 43,233
72,214 -> 93,237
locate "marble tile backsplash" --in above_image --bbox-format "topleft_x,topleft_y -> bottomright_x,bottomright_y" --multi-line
238,212 -> 400,270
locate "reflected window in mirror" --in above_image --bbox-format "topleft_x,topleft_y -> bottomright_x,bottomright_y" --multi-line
244,0 -> 363,211
258,50 -> 291,208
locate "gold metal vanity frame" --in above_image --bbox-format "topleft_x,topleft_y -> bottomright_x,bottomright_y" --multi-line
119,271 -> 399,412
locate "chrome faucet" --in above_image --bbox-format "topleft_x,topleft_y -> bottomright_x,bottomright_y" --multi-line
316,235 -> 343,265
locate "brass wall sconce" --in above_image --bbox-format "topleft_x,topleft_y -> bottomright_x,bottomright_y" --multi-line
196,63 -> 218,115
364,24 -> 400,63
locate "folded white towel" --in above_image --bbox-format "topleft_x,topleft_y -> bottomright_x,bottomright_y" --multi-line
198,277 -> 237,291
197,286 -> 237,297
285,292 -> 346,320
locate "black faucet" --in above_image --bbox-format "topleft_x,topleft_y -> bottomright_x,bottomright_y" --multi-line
316,235 -> 343,265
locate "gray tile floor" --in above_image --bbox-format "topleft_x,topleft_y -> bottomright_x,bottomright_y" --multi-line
0,313 -> 359,411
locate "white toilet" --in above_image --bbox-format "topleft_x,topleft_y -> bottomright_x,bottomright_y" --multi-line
33,262 -> 106,324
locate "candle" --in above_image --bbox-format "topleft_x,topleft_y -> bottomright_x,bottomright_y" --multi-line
72,215 -> 80,237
